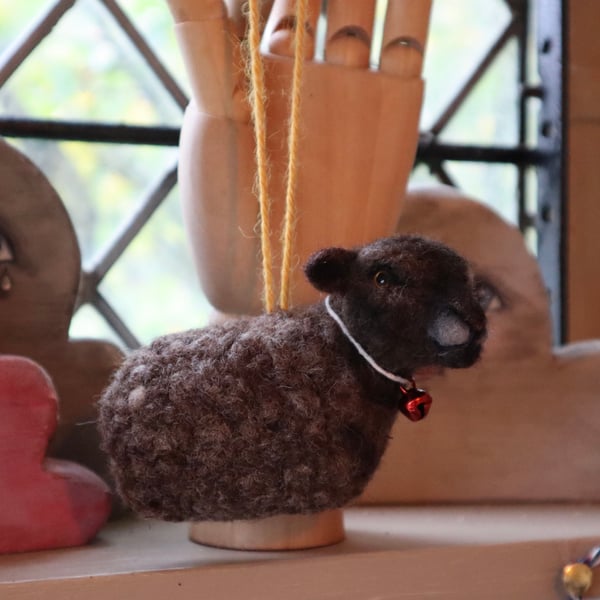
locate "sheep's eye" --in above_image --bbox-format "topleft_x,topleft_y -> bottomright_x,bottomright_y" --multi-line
474,278 -> 503,312
374,271 -> 389,287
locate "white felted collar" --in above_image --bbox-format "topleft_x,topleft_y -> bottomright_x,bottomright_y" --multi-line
325,296 -> 412,387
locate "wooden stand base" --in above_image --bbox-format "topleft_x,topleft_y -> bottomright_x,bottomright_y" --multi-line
189,509 -> 345,551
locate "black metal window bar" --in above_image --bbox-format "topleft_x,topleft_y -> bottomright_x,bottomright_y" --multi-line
0,0 -> 565,347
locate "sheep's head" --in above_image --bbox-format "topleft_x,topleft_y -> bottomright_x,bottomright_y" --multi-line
305,235 -> 487,378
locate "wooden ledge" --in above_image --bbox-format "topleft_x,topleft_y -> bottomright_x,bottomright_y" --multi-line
2,505 -> 600,599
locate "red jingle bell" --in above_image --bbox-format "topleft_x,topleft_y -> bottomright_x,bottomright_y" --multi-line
398,385 -> 432,422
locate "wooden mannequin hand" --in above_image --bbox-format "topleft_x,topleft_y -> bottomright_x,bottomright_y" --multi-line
167,0 -> 431,314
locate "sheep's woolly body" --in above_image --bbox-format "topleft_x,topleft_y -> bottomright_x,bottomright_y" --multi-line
99,304 -> 399,522
99,235 -> 487,522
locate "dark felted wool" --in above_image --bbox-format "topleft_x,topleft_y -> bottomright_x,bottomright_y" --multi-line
98,235 -> 486,522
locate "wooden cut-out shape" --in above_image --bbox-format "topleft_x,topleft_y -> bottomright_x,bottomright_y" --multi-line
362,187 -> 600,504
0,355 -> 110,554
0,139 -> 123,488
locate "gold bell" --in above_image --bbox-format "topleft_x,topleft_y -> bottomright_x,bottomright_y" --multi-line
562,562 -> 593,598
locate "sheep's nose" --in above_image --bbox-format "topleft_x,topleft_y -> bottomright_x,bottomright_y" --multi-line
428,309 -> 471,347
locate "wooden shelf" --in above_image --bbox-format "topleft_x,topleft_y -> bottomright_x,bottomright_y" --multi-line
2,505 -> 600,599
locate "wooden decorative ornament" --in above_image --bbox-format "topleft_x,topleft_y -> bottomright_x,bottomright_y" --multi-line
99,235 -> 486,549
362,187 -> 600,505
0,139 -> 123,491
164,0 -> 432,550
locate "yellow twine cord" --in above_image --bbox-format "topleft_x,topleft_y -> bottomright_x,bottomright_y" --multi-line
246,0 -> 308,312
247,0 -> 276,313
279,0 -> 308,310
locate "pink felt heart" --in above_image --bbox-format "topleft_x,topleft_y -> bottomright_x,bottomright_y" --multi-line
0,355 -> 111,554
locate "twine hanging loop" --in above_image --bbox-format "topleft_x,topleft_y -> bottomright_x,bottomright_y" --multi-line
246,0 -> 309,312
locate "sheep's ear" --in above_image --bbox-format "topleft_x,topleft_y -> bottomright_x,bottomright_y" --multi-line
304,247 -> 357,294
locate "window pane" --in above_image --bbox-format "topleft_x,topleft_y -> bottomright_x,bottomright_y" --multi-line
0,0 -> 48,49
421,0 -> 512,131
440,40 -> 519,146
99,188 -> 211,344
445,161 -> 518,225
0,0 -> 182,125
70,304 -> 125,348
117,0 -> 188,91
9,138 -> 179,263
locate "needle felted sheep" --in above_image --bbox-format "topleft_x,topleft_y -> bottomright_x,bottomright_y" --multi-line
98,235 -> 486,522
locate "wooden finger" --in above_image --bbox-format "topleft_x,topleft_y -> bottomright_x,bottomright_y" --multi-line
166,0 -> 226,23
325,0 -> 376,68
263,0 -> 321,58
171,16 -> 249,120
380,0 -> 432,77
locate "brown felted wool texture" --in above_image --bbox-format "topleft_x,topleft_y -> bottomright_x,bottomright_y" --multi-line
98,235 -> 486,522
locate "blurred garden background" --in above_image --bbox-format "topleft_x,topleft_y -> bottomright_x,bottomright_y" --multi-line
0,0 -> 534,348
